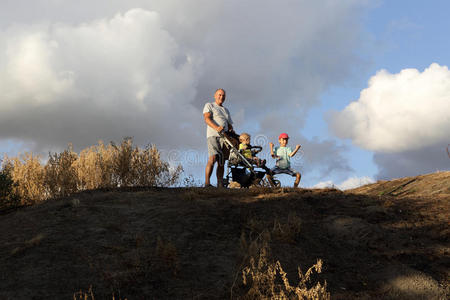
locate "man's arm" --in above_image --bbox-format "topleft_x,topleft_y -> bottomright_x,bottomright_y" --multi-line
289,145 -> 301,157
203,112 -> 223,132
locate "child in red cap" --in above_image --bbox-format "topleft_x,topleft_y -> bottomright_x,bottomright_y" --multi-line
266,133 -> 302,187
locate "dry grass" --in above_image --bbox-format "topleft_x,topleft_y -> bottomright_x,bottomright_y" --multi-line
237,230 -> 329,300
241,244 -> 330,300
244,212 -> 302,245
349,171 -> 450,197
73,286 -> 127,300
272,213 -> 302,244
7,153 -> 47,205
1,138 -> 182,207
236,213 -> 328,299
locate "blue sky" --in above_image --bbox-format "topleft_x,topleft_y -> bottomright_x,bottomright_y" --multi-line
0,0 -> 449,188
299,0 -> 450,188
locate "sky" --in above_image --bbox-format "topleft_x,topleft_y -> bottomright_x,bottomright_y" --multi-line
0,0 -> 449,189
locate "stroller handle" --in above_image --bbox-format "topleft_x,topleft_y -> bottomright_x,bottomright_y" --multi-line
250,145 -> 262,154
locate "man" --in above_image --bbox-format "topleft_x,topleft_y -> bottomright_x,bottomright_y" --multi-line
203,88 -> 233,187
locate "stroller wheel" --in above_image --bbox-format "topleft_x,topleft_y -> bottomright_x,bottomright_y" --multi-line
250,177 -> 264,188
273,179 -> 281,187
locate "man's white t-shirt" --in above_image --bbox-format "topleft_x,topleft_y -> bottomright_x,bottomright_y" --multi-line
203,102 -> 233,138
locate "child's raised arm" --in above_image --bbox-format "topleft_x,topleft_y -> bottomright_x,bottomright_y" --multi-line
289,144 -> 301,157
269,142 -> 278,158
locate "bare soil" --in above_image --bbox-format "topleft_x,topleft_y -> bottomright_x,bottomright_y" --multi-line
0,172 -> 449,299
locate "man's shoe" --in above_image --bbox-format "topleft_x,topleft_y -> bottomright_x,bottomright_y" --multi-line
204,183 -> 214,188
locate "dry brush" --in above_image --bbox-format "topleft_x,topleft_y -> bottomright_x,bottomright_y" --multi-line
0,138 -> 182,207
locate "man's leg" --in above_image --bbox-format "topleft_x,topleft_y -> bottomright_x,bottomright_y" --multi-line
216,150 -> 225,187
216,163 -> 224,187
205,155 -> 216,186
294,172 -> 301,188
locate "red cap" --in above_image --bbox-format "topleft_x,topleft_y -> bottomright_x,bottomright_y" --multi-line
278,133 -> 289,139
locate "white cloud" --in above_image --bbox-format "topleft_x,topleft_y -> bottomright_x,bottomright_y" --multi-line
0,1 -> 370,181
328,63 -> 450,153
312,176 -> 374,190
0,9 -> 200,150
337,176 -> 375,190
312,180 -> 335,189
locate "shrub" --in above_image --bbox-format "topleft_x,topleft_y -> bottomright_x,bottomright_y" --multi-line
45,145 -> 78,198
111,137 -> 137,187
74,141 -> 117,190
6,153 -> 47,205
131,144 -> 183,187
3,138 -> 183,206
73,139 -> 182,190
0,161 -> 19,208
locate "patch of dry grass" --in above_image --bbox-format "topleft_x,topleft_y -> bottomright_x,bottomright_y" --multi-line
242,244 -> 329,300
235,213 -> 328,299
73,286 -> 127,300
271,213 -> 302,244
1,138 -> 182,207
349,171 -> 450,197
236,231 -> 329,300
244,212 -> 302,244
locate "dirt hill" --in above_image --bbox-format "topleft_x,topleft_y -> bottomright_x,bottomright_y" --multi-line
0,172 -> 449,299
350,171 -> 450,198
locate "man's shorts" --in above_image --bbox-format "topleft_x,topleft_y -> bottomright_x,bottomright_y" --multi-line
207,136 -> 225,164
271,166 -> 298,177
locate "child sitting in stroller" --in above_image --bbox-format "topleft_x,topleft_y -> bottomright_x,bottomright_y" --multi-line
220,131 -> 279,188
238,133 -> 266,167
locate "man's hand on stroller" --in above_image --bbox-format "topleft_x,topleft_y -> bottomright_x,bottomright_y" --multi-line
217,126 -> 235,135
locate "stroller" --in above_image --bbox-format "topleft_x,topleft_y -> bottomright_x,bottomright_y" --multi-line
219,131 -> 281,188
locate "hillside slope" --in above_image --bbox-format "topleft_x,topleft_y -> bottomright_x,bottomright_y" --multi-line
0,172 -> 449,299
350,171 -> 450,197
